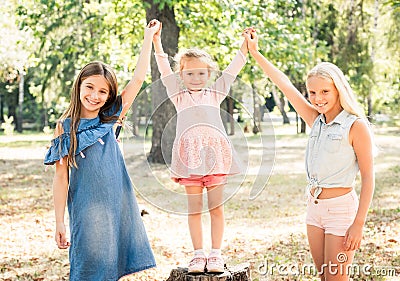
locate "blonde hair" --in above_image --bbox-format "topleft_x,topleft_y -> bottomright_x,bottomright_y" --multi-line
173,48 -> 218,73
307,62 -> 365,119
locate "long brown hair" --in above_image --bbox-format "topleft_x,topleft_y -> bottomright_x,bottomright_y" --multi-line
58,61 -> 121,167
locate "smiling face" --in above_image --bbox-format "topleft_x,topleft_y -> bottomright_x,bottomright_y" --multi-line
180,58 -> 210,92
79,75 -> 110,118
306,76 -> 343,123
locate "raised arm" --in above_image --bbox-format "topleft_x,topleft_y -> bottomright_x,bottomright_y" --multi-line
213,39 -> 248,104
223,40 -> 248,78
119,19 -> 161,118
152,22 -> 180,103
244,28 -> 318,127
152,22 -> 174,78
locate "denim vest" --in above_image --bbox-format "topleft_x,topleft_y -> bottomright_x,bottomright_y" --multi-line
305,110 -> 359,198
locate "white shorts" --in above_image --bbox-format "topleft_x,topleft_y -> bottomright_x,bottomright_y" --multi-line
306,190 -> 359,236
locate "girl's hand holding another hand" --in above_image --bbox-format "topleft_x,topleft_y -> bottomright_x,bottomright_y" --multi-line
145,19 -> 161,39
242,27 -> 258,54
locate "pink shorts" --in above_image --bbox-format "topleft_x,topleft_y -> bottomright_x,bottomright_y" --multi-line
306,189 -> 359,236
175,174 -> 227,188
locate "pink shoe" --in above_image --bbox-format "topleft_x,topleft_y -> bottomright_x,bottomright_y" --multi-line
188,256 -> 207,273
206,255 -> 225,273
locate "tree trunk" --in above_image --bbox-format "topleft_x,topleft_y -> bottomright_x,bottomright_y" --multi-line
0,93 -> 4,122
16,71 -> 24,133
300,116 -> 306,133
271,85 -> 290,124
221,98 -> 228,133
294,82 -> 307,133
227,96 -> 234,135
220,95 -> 235,135
131,100 -> 139,136
166,263 -> 250,281
251,82 -> 260,134
367,0 -> 379,122
145,1 -> 179,164
42,90 -> 48,129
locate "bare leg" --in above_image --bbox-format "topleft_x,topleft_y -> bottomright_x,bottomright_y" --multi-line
307,225 -> 326,280
185,186 -> 204,250
207,185 -> 225,250
324,234 -> 355,281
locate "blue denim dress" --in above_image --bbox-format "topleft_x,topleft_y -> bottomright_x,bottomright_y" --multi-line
44,101 -> 156,280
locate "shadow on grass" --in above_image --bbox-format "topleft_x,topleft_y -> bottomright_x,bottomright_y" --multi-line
0,253 -> 69,281
0,159 -> 53,216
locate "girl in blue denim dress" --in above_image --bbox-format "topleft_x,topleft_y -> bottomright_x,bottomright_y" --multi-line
44,20 -> 161,281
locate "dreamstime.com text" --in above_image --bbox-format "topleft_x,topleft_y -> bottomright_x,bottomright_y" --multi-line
256,259 -> 398,278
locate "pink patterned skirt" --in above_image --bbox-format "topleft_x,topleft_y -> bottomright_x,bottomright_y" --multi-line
170,129 -> 241,180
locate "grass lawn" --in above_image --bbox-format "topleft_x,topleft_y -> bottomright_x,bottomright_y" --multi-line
0,118 -> 399,281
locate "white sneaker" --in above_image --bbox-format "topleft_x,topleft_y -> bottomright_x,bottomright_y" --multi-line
188,256 -> 207,273
206,255 -> 225,273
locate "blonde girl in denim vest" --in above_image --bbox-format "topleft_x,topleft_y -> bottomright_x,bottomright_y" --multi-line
44,20 -> 161,281
244,28 -> 374,281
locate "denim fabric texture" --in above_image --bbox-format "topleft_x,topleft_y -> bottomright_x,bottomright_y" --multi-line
305,110 -> 359,192
44,100 -> 156,280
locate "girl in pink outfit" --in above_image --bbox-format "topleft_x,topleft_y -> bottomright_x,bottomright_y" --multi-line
152,23 -> 248,274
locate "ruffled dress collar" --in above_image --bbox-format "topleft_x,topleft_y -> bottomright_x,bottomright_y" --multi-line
44,116 -> 117,165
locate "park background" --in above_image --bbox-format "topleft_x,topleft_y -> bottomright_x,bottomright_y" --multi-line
0,0 -> 399,280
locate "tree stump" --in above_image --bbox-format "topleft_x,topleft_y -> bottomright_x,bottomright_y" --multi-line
166,263 -> 250,281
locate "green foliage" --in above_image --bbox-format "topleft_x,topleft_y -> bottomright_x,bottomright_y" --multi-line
332,1 -> 372,108
1,115 -> 15,136
381,0 -> 400,113
0,0 -> 399,131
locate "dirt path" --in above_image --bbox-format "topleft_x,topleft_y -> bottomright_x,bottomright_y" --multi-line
0,122 -> 399,280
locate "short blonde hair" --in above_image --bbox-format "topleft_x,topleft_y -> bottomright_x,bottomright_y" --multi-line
307,62 -> 365,118
174,48 -> 218,73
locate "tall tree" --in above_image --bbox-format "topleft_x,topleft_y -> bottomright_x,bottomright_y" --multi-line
380,0 -> 400,113
144,0 -> 179,164
3,0 -> 399,134
239,0 -> 317,126
333,0 -> 374,118
16,0 -> 146,128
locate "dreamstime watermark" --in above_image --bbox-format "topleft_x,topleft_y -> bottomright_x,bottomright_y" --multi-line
256,253 -> 398,278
